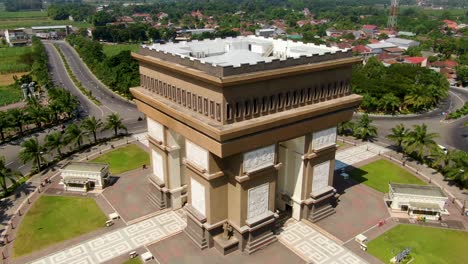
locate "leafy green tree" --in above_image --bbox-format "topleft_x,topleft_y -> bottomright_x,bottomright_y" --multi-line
353,114 -> 377,141
456,65 -> 468,86
443,150 -> 468,187
65,123 -> 87,149
0,156 -> 21,196
104,113 -> 127,137
19,138 -> 46,172
386,124 -> 409,151
402,124 -> 439,161
403,46 -> 422,57
379,93 -> 400,113
92,11 -> 115,26
81,116 -> 103,143
45,131 -> 66,158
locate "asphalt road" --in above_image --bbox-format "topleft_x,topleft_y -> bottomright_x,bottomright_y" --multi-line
366,86 -> 468,152
2,41 -> 146,176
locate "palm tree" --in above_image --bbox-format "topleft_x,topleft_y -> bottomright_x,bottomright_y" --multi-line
386,124 -> 409,152
27,100 -> 49,129
81,116 -> 103,143
19,138 -> 46,171
379,93 -> 400,113
65,123 -> 87,148
353,114 -> 377,141
402,124 -> 439,161
0,156 -> 21,195
104,113 -> 127,137
443,151 -> 468,186
6,108 -> 25,134
0,111 -> 10,142
45,131 -> 66,157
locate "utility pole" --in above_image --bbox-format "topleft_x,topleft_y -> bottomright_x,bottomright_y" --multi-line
387,0 -> 400,30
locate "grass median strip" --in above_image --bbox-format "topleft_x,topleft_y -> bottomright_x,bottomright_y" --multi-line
53,44 -> 102,106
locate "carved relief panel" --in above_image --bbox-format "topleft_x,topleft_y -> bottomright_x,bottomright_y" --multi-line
312,127 -> 337,150
311,160 -> 331,196
243,145 -> 276,173
190,178 -> 206,216
151,149 -> 164,182
185,140 -> 209,171
147,118 -> 164,143
247,183 -> 269,220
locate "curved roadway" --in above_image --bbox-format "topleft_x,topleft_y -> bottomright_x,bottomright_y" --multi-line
2,41 -> 146,175
367,87 -> 468,151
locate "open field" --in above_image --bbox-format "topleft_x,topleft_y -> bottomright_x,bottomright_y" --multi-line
13,196 -> 107,257
0,84 -> 23,106
0,10 -> 90,29
0,71 -> 28,86
367,224 -> 468,264
0,10 -> 47,20
90,144 -> 150,175
0,46 -> 32,74
102,44 -> 140,57
350,159 -> 427,193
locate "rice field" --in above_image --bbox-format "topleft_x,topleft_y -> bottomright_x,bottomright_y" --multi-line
0,46 -> 32,74
0,84 -> 23,106
102,44 -> 140,57
0,10 -> 90,29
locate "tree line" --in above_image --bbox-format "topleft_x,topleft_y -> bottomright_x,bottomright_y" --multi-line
351,57 -> 449,114
0,88 -> 78,143
1,112 -> 127,196
66,34 -> 139,97
386,123 -> 468,188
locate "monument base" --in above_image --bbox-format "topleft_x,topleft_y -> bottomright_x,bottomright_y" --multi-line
147,176 -> 167,209
304,188 -> 337,223
213,235 -> 239,255
183,204 -> 208,249
238,212 -> 278,254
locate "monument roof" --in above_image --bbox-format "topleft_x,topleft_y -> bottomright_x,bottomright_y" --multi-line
142,36 -> 344,67
137,36 -> 353,77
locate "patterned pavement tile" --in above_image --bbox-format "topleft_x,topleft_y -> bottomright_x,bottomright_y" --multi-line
335,143 -> 390,170
278,222 -> 368,264
29,211 -> 186,264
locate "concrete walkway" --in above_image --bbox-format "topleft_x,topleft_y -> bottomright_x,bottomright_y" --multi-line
29,211 -> 185,264
279,221 -> 368,264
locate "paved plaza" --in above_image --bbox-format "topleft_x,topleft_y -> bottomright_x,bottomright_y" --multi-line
335,143 -> 390,171
278,222 -> 368,264
148,232 -> 305,264
315,178 -> 390,242
29,211 -> 186,264
102,168 -> 159,223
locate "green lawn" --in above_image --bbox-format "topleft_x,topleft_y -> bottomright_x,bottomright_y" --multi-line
368,224 -> 468,264
350,159 -> 426,193
14,196 -> 107,257
0,84 -> 23,106
0,18 -> 90,29
0,10 -> 48,20
102,44 -> 140,57
90,144 -> 150,175
0,46 -> 32,74
123,258 -> 143,264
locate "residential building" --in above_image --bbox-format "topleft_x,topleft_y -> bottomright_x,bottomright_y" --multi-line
4,29 -> 28,46
131,36 -> 362,254
385,37 -> 420,49
366,42 -> 398,54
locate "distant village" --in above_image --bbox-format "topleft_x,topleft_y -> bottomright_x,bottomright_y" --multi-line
1,5 -> 465,86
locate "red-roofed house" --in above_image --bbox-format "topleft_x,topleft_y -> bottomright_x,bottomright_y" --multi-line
352,45 -> 371,54
443,19 -> 458,30
404,57 -> 427,67
362,24 -> 378,36
431,60 -> 458,69
117,16 -> 134,23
